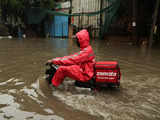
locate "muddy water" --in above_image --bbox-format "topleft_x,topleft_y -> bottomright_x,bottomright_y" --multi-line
0,38 -> 160,120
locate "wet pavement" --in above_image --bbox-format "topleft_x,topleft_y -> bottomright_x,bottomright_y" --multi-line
0,38 -> 160,120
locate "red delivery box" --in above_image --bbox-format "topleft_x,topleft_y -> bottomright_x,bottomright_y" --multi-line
95,61 -> 121,87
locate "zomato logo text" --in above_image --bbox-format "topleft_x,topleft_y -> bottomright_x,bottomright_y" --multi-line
96,72 -> 117,76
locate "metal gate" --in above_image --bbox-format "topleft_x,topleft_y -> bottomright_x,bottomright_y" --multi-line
71,0 -> 102,38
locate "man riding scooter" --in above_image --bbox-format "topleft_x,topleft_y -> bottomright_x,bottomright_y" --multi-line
46,29 -> 96,88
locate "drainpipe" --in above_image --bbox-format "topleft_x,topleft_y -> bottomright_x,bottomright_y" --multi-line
69,0 -> 72,24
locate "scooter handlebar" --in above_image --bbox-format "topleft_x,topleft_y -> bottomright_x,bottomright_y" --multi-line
46,62 -> 59,70
46,62 -> 52,66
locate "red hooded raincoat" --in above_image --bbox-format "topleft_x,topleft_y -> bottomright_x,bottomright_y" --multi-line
51,29 -> 95,87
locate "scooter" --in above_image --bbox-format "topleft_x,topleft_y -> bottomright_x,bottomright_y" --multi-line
45,61 -> 121,89
45,63 -> 58,84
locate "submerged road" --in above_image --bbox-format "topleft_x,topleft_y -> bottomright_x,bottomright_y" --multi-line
0,38 -> 160,120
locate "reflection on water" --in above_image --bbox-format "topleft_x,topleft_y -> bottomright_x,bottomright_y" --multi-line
0,38 -> 160,120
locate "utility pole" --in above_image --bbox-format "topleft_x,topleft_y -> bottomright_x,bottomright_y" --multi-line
149,0 -> 160,48
132,0 -> 137,44
100,0 -> 104,39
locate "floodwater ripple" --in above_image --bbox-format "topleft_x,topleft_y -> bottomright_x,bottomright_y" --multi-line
0,38 -> 160,120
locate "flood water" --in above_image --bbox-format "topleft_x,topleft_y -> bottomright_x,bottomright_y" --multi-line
0,38 -> 160,120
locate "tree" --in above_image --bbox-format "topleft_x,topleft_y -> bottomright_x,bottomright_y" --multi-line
0,0 -> 55,24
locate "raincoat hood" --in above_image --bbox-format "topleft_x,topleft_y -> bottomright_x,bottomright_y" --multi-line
76,29 -> 90,49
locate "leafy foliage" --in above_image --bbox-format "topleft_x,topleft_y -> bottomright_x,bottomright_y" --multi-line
0,0 -> 55,23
